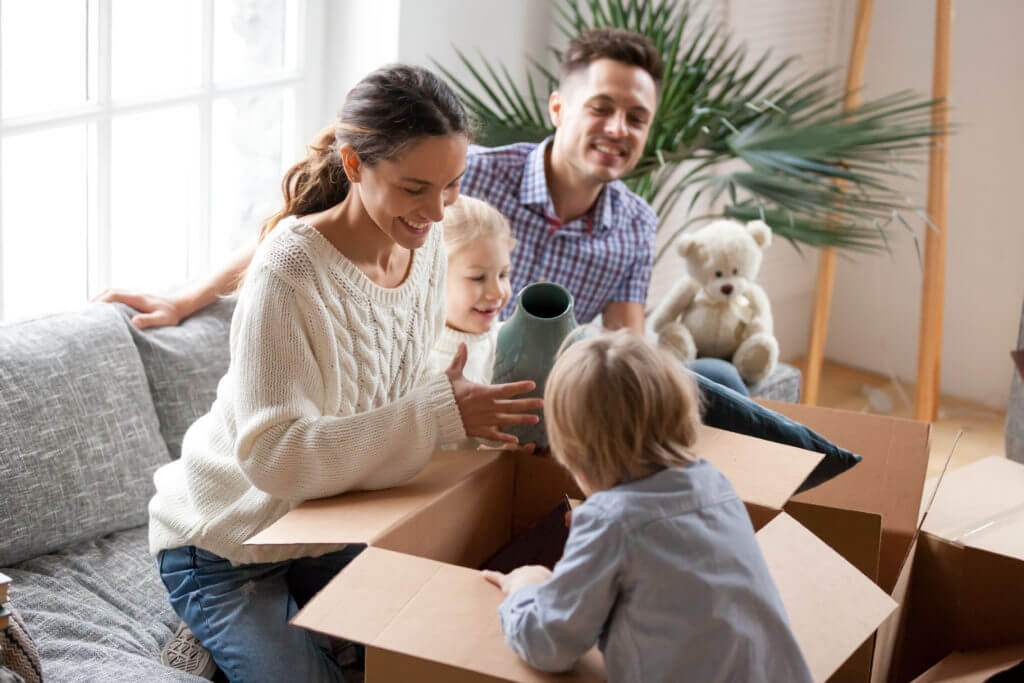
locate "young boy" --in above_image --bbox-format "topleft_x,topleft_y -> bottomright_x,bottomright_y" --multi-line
482,331 -> 813,682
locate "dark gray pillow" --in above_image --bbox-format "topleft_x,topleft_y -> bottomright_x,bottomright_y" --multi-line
115,297 -> 235,460
0,305 -> 169,566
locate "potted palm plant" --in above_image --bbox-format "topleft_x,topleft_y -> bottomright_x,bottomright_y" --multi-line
434,0 -> 947,267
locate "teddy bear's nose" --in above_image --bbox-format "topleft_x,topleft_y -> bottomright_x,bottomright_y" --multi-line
721,284 -> 734,295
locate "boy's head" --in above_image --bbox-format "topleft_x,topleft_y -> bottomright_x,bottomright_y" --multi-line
545,330 -> 701,495
442,196 -> 516,334
549,28 -> 662,185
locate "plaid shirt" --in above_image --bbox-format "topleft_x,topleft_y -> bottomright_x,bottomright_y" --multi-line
462,138 -> 657,324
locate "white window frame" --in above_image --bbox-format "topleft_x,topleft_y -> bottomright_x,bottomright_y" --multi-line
0,0 -> 325,320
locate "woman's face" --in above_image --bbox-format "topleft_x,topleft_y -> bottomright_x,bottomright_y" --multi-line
445,237 -> 513,334
355,134 -> 469,250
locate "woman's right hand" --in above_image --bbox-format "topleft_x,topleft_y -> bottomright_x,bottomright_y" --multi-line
445,343 -> 543,445
90,289 -> 187,329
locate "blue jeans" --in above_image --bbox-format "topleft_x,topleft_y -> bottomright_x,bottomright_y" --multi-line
687,358 -> 749,396
158,544 -> 364,683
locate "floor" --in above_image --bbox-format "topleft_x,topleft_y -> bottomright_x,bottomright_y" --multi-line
794,359 -> 1008,480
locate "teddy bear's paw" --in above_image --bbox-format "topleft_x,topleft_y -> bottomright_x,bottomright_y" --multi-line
733,333 -> 779,384
656,322 -> 696,362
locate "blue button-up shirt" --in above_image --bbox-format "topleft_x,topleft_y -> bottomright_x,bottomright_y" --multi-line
463,138 -> 657,324
498,460 -> 813,683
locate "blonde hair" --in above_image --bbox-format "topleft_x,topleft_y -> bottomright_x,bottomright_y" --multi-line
441,196 -> 516,256
545,330 -> 702,490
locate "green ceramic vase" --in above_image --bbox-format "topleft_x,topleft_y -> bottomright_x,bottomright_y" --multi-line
492,282 -> 579,448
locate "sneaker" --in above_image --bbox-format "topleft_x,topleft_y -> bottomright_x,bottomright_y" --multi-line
161,622 -> 217,680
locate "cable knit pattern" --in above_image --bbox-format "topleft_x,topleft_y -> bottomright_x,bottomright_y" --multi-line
149,217 -> 466,565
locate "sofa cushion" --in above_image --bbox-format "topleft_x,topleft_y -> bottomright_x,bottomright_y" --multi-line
0,305 -> 169,566
115,297 -> 235,460
748,361 -> 802,402
2,525 -> 203,682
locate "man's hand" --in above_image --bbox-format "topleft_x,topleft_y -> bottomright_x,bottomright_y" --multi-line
91,289 -> 188,329
445,343 -> 543,444
482,565 -> 553,595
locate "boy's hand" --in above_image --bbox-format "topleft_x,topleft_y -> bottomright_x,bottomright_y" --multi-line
482,565 -> 553,595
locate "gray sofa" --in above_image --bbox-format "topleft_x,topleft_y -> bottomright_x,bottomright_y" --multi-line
0,298 -> 799,681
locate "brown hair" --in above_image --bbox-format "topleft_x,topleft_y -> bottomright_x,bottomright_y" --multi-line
560,28 -> 664,92
545,330 -> 701,491
259,64 -> 470,243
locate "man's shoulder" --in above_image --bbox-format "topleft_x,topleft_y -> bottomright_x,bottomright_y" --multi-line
608,179 -> 658,231
468,141 -> 538,164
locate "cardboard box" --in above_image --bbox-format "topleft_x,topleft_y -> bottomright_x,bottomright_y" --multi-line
247,416 -> 910,682
878,456 -> 1024,682
911,644 -> 1024,682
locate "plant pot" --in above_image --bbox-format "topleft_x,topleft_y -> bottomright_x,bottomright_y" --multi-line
492,282 -> 579,449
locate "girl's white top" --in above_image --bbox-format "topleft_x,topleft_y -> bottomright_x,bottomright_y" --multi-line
429,324 -> 500,451
149,217 -> 466,565
429,324 -> 499,384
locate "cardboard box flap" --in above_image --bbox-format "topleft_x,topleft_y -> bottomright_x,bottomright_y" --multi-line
293,547 -> 605,682
761,400 -> 931,592
920,456 -> 1024,561
698,425 -> 824,511
757,513 -> 898,682
245,450 -> 503,547
912,644 -> 1024,682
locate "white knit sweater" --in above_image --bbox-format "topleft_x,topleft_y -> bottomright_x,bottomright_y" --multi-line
149,217 -> 466,565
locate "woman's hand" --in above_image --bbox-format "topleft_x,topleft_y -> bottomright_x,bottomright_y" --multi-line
482,565 -> 553,595
91,289 -> 188,329
445,343 -> 542,445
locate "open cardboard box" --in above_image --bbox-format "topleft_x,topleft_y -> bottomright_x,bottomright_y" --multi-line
245,403 -> 935,682
874,456 -> 1024,682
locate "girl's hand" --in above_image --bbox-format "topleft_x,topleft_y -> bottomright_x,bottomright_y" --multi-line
91,289 -> 187,329
445,343 -> 542,444
482,565 -> 554,595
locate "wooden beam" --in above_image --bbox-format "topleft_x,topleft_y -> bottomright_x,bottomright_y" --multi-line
914,0 -> 952,422
802,0 -> 874,405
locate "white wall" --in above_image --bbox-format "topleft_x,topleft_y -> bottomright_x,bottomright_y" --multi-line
826,0 -> 1024,409
395,1 -> 552,95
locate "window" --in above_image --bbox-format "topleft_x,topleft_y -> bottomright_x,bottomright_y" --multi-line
0,0 -> 322,322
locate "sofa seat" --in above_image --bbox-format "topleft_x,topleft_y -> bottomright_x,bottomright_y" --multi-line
2,526 -> 202,682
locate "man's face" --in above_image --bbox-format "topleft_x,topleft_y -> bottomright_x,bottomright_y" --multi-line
549,58 -> 658,184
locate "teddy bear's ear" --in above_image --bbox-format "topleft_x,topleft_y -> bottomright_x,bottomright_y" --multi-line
676,234 -> 708,263
747,220 -> 773,249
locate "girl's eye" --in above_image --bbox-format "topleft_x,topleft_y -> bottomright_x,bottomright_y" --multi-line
404,188 -> 424,196
468,275 -> 485,282
715,270 -> 723,278
499,271 -> 510,280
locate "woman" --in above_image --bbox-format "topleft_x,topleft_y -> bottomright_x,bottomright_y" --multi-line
146,64 -> 540,682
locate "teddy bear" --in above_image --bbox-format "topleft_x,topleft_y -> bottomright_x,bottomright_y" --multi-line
649,218 -> 779,385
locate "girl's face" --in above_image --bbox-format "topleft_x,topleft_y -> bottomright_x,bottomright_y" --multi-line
445,236 -> 513,334
354,134 -> 468,250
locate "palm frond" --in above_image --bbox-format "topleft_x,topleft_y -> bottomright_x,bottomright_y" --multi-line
432,0 -> 949,253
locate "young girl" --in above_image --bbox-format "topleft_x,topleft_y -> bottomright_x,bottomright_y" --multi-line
149,65 -> 541,683
429,195 -> 514,385
483,331 -> 813,683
